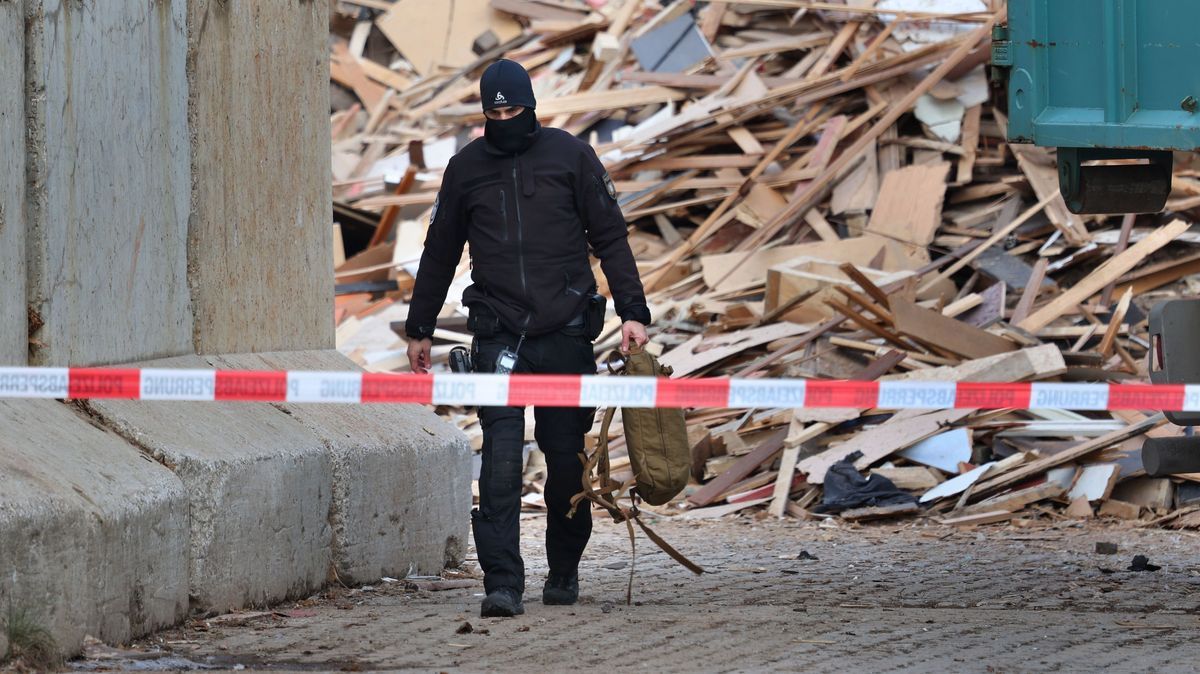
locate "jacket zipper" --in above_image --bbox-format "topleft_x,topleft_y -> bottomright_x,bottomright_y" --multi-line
499,188 -> 508,241
512,160 -> 529,303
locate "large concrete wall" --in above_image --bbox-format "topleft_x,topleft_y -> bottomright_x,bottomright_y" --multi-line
21,0 -> 334,364
187,0 -> 334,354
0,400 -> 189,655
2,0 -> 471,661
1,1 -> 25,365
218,350 -> 473,582
87,355 -> 333,614
24,0 -> 193,366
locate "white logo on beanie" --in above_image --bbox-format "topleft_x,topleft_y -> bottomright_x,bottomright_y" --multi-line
495,92 -> 506,104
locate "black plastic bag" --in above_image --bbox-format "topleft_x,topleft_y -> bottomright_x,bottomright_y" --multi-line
814,452 -> 918,514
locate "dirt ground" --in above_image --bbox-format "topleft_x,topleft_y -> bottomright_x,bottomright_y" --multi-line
72,513 -> 1200,673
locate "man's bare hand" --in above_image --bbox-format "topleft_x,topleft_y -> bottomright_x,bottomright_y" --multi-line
620,321 -> 649,353
407,338 -> 433,374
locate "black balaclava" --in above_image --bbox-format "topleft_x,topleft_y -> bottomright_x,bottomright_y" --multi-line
480,59 -> 540,155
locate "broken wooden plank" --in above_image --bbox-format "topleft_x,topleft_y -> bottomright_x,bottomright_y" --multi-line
1009,257 -> 1049,325
1064,496 -> 1094,518
660,321 -> 812,378
865,161 -> 950,251
768,421 -> 828,518
679,497 -> 772,519
1098,499 -> 1142,520
961,482 -> 1066,516
974,415 -> 1167,497
919,462 -> 988,504
730,18 -> 999,260
938,510 -> 1015,527
1111,477 -> 1175,510
889,298 -> 1017,360
956,104 -> 981,184
1099,214 -> 1138,305
1017,220 -> 1189,333
492,0 -> 589,22
1097,287 -> 1133,357
840,502 -> 920,521
800,408 -> 973,484
871,466 -> 941,491
1065,464 -> 1121,502
377,0 -> 523,77
687,430 -> 787,507
918,192 -> 1057,293
1004,134 -> 1090,245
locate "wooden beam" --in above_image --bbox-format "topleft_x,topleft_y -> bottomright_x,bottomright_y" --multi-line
959,482 -> 1066,517
1018,220 -> 1189,333
973,415 -> 1166,497
890,298 -> 1017,360
688,430 -> 787,507
839,262 -> 893,309
1009,257 -> 1049,325
1100,213 -> 1137,306
1097,287 -> 1133,357
806,21 -> 860,80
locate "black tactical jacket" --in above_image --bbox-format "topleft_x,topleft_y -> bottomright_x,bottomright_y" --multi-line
405,127 -> 651,339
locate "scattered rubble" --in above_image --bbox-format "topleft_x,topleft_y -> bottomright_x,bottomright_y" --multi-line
327,1 -> 1200,530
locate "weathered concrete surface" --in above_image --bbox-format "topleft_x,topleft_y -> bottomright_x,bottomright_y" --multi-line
23,0 -> 193,366
186,0 -> 334,355
215,350 -> 472,583
86,355 -> 333,614
0,400 -> 189,655
126,518 -> 1200,673
1,1 -> 25,365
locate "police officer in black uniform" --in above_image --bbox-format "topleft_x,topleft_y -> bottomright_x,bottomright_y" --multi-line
405,59 -> 651,618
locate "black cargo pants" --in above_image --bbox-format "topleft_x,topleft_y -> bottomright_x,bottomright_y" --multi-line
472,325 -> 596,595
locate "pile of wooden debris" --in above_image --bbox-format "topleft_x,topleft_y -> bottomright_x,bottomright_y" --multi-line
328,0 -> 1200,529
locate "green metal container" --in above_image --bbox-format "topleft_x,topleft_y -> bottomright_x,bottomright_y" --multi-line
995,0 -> 1200,212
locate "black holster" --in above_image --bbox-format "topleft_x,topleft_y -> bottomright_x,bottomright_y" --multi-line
467,305 -> 502,337
583,293 -> 606,340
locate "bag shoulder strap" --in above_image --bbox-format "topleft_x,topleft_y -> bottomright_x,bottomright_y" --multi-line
569,360 -> 705,603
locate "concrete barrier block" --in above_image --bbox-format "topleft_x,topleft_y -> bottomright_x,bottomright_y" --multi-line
214,351 -> 472,584
0,400 -> 189,656
186,0 -> 334,354
23,0 -> 193,367
0,1 -> 24,365
86,355 -> 333,614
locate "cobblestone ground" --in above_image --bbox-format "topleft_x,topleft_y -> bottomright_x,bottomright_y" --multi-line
88,514 -> 1200,673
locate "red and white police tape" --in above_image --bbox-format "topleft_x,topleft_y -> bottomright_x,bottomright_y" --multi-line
0,366 -> 1197,411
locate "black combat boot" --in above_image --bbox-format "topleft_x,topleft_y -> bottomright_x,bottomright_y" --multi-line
480,587 -> 525,617
542,572 -> 579,605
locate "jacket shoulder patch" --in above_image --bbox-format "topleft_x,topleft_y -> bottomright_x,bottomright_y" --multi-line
602,173 -> 617,201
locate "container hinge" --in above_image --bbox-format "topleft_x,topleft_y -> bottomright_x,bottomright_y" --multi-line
990,24 -> 1012,73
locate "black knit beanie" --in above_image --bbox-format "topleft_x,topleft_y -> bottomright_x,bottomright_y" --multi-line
480,59 -> 536,111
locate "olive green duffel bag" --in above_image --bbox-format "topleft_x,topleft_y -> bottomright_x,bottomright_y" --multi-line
570,345 -> 701,602
616,346 -> 690,505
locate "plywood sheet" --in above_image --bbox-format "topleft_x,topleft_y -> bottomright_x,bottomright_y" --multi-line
700,237 -> 911,292
660,322 -> 812,377
890,298 -> 1017,360
866,161 -> 950,247
377,0 -> 522,77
